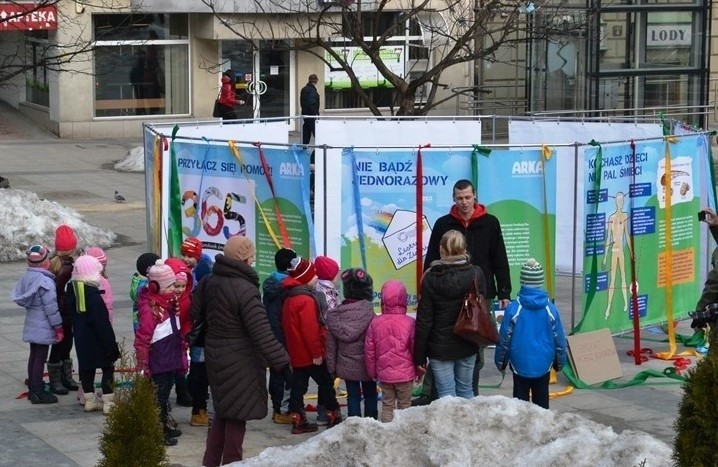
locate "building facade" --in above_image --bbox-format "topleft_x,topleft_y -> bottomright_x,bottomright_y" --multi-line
0,0 -> 712,138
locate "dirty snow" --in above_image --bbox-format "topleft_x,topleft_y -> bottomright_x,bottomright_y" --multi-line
114,146 -> 144,173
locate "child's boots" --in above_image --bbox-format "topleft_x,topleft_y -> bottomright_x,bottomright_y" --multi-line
290,412 -> 318,434
326,408 -> 343,428
84,392 -> 101,412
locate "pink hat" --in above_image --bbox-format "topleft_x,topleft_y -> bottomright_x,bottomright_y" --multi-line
289,258 -> 317,285
175,271 -> 188,283
147,259 -> 176,291
85,247 -> 107,266
26,244 -> 50,265
72,255 -> 103,284
314,256 -> 339,281
55,224 -> 77,252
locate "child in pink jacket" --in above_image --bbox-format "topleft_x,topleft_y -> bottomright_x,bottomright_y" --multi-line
364,280 -> 417,422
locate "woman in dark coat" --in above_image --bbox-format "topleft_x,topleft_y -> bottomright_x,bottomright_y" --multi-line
66,255 -> 120,413
191,236 -> 291,466
414,229 -> 486,399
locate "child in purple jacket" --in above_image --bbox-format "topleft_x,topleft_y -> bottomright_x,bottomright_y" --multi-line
365,280 -> 418,422
11,245 -> 64,404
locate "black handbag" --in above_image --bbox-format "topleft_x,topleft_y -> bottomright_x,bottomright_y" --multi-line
212,99 -> 222,118
186,319 -> 206,347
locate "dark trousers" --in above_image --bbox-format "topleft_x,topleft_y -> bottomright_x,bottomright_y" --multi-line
48,319 -> 73,363
202,417 -> 246,466
512,371 -> 550,409
28,343 -> 49,393
472,349 -> 484,396
302,117 -> 315,145
79,367 -> 115,394
345,380 -> 378,417
152,371 -> 175,428
268,367 -> 290,413
189,361 -> 209,414
288,363 -> 339,413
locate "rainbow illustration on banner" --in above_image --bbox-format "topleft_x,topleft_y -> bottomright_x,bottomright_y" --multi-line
368,212 -> 393,234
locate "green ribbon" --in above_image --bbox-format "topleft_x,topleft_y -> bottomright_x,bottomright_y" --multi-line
561,359 -> 686,389
471,145 -> 491,191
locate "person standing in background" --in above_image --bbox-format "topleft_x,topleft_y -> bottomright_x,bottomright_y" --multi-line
300,74 -> 320,145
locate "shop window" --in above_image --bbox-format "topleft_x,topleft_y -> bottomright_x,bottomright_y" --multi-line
25,31 -> 50,107
92,14 -> 189,117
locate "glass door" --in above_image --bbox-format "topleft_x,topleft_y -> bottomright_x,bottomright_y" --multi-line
221,40 -> 291,119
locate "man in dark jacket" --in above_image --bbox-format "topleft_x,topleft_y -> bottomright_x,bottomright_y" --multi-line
262,247 -> 297,424
413,179 -> 511,404
192,236 -> 291,466
300,74 -> 320,145
694,208 -> 718,318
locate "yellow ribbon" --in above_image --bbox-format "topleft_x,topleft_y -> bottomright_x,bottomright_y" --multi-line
655,136 -> 678,360
540,144 -> 554,298
228,141 -> 282,249
549,385 -> 574,399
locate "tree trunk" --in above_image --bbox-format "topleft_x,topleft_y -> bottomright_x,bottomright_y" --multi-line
395,89 -> 418,116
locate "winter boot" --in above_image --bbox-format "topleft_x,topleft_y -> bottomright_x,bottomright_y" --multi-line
46,362 -> 68,395
272,411 -> 294,425
84,392 -> 101,412
61,359 -> 80,391
190,409 -> 210,427
290,412 -> 318,434
102,393 -> 115,415
326,408 -> 343,428
28,382 -> 58,404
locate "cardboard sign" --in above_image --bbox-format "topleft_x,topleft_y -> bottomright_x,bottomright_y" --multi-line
566,328 -> 622,385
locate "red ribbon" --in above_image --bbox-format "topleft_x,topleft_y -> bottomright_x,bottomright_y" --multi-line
161,136 -> 169,151
416,144 -> 430,293
254,142 -> 292,248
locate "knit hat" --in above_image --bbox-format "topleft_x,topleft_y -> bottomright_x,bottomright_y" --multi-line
175,271 -> 188,283
520,258 -> 544,287
223,236 -> 256,262
341,268 -> 374,301
181,237 -> 203,261
314,256 -> 339,281
26,244 -> 50,265
85,246 -> 107,266
72,255 -> 103,284
289,258 -> 317,285
147,259 -> 177,291
275,248 -> 297,272
136,252 -> 160,276
54,224 -> 77,252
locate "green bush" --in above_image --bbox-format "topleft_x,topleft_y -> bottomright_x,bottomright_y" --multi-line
673,327 -> 718,466
97,340 -> 168,467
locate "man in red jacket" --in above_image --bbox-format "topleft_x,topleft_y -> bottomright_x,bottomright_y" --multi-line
281,258 -> 342,434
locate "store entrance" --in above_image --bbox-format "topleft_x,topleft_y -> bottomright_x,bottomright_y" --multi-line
220,40 -> 291,119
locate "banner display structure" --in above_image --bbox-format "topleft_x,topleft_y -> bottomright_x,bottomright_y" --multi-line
577,136 -> 703,334
475,148 -> 557,296
509,121 -> 663,273
169,140 -> 311,281
340,148 -> 470,308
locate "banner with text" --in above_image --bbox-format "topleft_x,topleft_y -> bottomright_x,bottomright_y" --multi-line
475,149 -> 556,296
577,136 -> 702,333
171,141 -> 311,281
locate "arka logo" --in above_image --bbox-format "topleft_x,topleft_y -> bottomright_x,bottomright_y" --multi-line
279,162 -> 304,176
511,160 -> 543,175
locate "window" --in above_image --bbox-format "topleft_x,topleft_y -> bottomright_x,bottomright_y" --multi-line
92,14 -> 189,117
25,31 -> 50,107
325,13 -> 430,110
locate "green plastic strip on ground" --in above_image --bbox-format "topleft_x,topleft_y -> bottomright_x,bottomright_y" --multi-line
561,359 -> 686,389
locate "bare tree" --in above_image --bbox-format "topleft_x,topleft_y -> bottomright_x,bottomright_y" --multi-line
201,0 -> 590,116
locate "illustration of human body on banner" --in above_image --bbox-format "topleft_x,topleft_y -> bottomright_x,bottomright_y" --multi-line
578,136 -> 703,334
170,141 -> 311,280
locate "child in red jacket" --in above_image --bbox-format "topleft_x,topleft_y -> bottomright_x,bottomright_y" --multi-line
281,258 -> 342,434
365,280 -> 418,422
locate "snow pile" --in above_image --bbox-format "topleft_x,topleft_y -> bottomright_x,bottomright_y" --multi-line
114,146 -> 144,173
0,189 -> 116,262
238,396 -> 672,467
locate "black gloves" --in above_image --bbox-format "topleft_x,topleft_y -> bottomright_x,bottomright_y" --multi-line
281,364 -> 293,386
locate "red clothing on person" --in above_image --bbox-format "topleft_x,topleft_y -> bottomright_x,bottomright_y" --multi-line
281,277 -> 325,368
218,75 -> 237,108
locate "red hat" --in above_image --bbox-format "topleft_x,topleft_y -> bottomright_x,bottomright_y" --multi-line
54,224 -> 77,252
314,256 -> 339,281
181,237 -> 203,261
289,258 -> 316,285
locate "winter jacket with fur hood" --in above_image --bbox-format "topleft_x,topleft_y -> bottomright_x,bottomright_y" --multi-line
364,280 -> 416,383
326,299 -> 374,381
12,268 -> 62,345
191,254 -> 289,421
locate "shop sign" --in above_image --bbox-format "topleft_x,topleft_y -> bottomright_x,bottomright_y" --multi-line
0,3 -> 57,31
646,25 -> 691,47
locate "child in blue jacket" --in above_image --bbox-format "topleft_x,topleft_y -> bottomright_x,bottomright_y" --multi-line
495,258 -> 567,409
